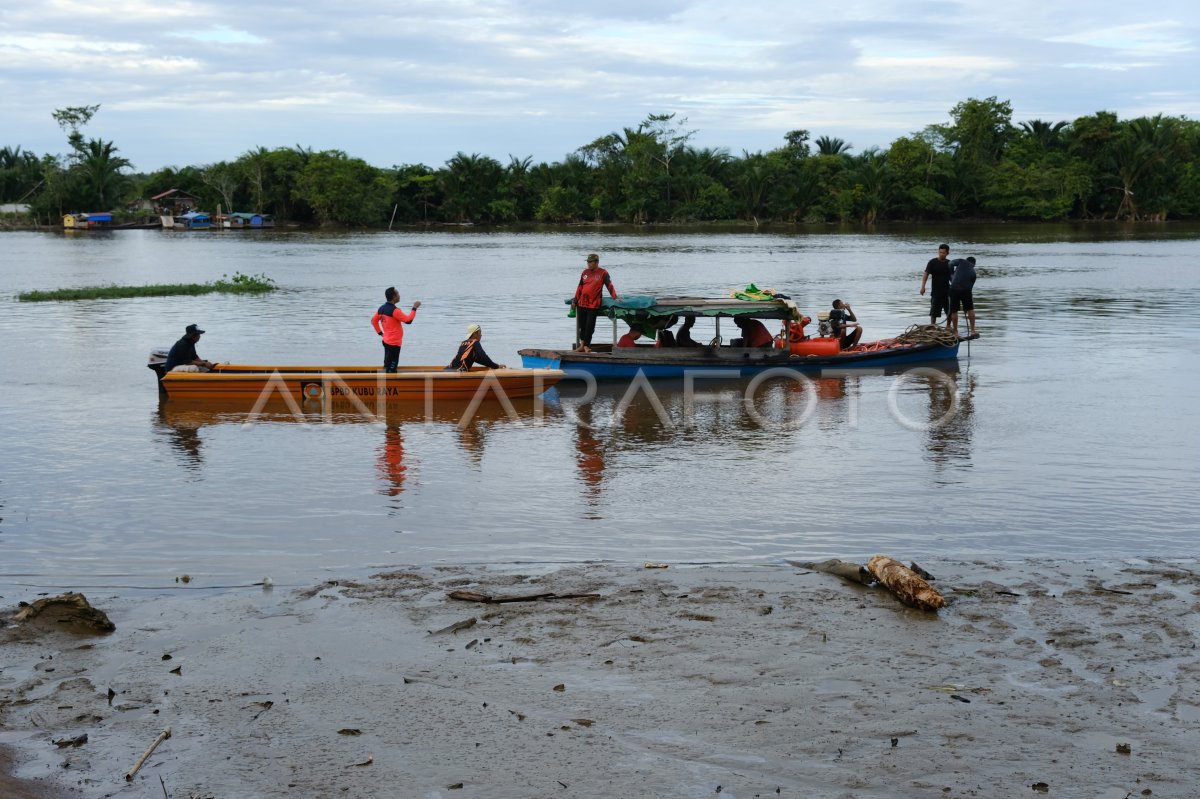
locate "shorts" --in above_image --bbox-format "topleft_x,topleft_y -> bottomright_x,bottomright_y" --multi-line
949,290 -> 974,313
929,292 -> 950,319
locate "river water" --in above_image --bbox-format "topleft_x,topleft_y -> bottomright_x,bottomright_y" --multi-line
1,226 -> 1197,591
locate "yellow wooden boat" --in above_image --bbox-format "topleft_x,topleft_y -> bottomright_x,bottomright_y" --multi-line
151,361 -> 565,403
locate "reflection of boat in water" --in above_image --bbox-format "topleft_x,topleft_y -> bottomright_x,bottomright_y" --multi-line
147,357 -> 565,405
519,296 -> 960,379
154,395 -> 560,480
154,393 -> 560,428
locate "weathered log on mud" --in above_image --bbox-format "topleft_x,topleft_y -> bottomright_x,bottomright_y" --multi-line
12,592 -> 116,633
866,556 -> 946,611
787,559 -> 875,586
448,590 -> 601,604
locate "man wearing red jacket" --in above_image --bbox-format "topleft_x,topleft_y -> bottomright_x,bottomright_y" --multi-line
570,253 -> 619,352
371,286 -> 421,372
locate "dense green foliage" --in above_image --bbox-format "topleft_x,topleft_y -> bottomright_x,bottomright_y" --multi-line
4,100 -> 1199,226
18,272 -> 276,301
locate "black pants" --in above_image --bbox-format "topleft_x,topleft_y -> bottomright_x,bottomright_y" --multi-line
576,306 -> 600,346
929,292 -> 950,320
382,343 -> 401,372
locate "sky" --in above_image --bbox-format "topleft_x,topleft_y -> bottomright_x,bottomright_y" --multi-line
1,0 -> 1197,173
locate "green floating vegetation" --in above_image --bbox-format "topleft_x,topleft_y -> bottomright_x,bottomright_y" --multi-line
18,272 -> 277,301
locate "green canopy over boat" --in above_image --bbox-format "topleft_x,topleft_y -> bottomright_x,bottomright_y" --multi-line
566,295 -> 804,325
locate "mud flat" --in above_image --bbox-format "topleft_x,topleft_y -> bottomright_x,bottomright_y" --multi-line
2,559 -> 1198,798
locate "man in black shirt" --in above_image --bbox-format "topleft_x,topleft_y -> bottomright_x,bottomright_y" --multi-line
919,243 -> 952,326
164,324 -> 217,371
448,324 -> 506,370
829,299 -> 862,350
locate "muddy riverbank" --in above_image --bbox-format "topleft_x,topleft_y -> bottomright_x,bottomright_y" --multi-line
2,559 -> 1197,798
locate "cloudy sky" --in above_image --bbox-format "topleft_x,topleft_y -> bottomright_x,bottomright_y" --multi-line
2,1 -> 1196,172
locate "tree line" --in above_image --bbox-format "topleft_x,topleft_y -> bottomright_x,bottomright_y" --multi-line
3,98 -> 1199,227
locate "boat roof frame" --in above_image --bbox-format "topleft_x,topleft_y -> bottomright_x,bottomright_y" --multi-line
596,296 -> 802,322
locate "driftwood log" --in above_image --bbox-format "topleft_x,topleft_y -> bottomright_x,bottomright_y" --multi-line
13,592 -> 115,633
788,559 -> 875,586
867,556 -> 946,611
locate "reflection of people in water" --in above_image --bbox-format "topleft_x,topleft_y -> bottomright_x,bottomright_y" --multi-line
813,376 -> 848,403
921,367 -> 975,470
154,404 -> 204,471
572,402 -> 607,513
456,417 -> 490,465
376,424 -> 408,496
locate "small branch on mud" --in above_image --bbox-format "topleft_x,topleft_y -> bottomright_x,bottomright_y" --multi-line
428,617 -> 478,635
125,727 -> 171,782
448,590 -> 601,604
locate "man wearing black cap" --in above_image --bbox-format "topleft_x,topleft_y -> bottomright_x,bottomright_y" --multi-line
164,324 -> 217,372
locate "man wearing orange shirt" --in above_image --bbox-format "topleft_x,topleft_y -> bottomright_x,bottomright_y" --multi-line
371,286 -> 421,372
734,316 -> 774,348
570,253 -> 619,352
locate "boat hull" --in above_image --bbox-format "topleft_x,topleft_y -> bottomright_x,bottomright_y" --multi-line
157,364 -> 564,403
518,342 -> 960,378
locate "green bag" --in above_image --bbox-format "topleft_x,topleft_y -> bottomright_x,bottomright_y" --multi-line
567,305 -> 577,318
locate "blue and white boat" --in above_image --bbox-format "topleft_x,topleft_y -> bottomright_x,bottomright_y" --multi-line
518,296 -> 960,379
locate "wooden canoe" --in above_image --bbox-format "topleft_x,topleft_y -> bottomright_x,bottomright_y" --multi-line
156,364 -> 565,403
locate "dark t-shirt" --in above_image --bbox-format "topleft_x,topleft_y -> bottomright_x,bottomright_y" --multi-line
949,258 -> 977,292
925,257 -> 952,295
829,308 -> 852,335
164,336 -> 199,370
448,339 -> 500,370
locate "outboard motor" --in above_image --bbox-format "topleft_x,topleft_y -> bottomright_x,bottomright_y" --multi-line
817,311 -> 833,338
148,348 -> 170,382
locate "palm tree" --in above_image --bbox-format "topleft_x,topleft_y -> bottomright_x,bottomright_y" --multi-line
1106,116 -> 1179,220
1,146 -> 42,202
815,136 -> 852,156
840,149 -> 892,224
439,152 -> 503,222
1019,120 -> 1069,152
733,152 -> 772,225
504,155 -> 535,218
79,139 -> 131,208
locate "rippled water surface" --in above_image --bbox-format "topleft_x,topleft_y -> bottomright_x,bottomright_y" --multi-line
1,226 -> 1197,589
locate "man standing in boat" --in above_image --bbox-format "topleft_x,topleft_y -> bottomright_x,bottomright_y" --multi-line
164,324 -> 217,372
829,299 -> 863,350
919,243 -> 953,327
948,257 -> 979,340
372,287 -> 421,372
571,253 -> 619,352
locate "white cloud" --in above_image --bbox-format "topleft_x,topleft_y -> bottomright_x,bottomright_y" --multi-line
169,27 -> 267,45
1,0 -> 1197,170
1048,22 -> 1192,55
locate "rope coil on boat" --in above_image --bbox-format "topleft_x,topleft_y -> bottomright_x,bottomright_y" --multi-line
894,324 -> 961,347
